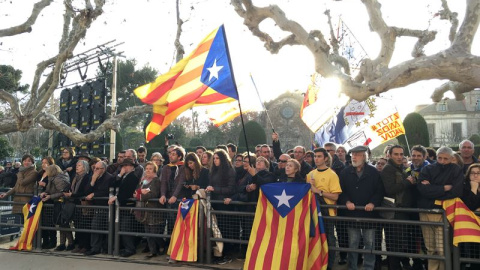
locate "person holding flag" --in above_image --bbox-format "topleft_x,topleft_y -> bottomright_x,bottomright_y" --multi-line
308,147 -> 342,270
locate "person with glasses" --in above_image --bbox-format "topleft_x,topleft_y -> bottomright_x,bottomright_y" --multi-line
57,147 -> 76,180
293,146 -> 313,179
84,161 -> 113,256
150,152 -> 164,177
460,164 -> 480,270
324,142 -> 345,176
375,158 -> 387,172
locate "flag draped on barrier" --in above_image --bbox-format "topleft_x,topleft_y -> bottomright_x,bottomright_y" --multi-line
437,198 -> 480,246
167,198 -> 199,262
244,183 -> 328,270
134,25 -> 239,142
10,196 -> 43,251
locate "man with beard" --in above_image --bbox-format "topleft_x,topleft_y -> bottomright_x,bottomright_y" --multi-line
338,145 -> 384,270
107,151 -> 125,174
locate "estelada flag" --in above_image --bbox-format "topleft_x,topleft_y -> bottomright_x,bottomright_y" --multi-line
167,198 -> 199,262
10,196 -> 43,251
244,183 -> 328,270
134,25 -> 239,142
436,198 -> 480,246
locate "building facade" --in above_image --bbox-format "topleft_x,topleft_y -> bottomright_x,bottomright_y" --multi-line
417,90 -> 480,147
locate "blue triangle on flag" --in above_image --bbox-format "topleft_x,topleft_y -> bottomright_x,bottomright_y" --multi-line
27,196 -> 42,219
180,199 -> 195,219
261,182 -> 311,218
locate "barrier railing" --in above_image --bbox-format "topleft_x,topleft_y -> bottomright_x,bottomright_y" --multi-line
0,193 -> 479,269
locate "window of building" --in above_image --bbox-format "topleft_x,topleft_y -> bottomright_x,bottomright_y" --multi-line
437,102 -> 447,112
427,123 -> 435,143
452,123 -> 462,142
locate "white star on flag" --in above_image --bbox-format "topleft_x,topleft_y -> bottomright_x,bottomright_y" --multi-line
207,59 -> 223,81
274,189 -> 294,208
29,203 -> 37,214
181,200 -> 190,210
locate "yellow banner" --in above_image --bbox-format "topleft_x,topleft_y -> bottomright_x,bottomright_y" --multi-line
370,112 -> 405,143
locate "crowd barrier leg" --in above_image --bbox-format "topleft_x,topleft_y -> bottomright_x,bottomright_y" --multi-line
206,192 -> 212,265
453,245 -> 461,270
36,214 -> 42,250
108,203 -> 114,255
114,200 -> 120,256
198,201 -> 204,264
443,212 -> 452,270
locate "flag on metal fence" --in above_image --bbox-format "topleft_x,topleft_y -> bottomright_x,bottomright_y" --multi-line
134,25 -> 239,142
167,198 -> 199,262
10,196 -> 43,251
437,198 -> 480,246
244,183 -> 328,270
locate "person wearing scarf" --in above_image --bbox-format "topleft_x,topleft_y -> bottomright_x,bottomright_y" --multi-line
63,160 -> 92,253
0,154 -> 38,219
136,161 -> 164,259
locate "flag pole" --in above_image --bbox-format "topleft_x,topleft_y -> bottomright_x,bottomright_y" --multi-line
250,73 -> 275,132
222,25 -> 252,158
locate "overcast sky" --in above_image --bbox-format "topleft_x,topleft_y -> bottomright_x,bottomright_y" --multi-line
1,0 -> 477,119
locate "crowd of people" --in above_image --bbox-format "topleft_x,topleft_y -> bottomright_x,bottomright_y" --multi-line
0,135 -> 479,269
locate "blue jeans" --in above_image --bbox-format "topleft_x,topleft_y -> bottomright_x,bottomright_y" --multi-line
325,221 -> 337,269
347,228 -> 376,270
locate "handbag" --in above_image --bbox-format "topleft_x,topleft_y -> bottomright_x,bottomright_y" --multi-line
133,201 -> 148,224
379,197 -> 396,219
80,199 -> 93,216
56,201 -> 76,228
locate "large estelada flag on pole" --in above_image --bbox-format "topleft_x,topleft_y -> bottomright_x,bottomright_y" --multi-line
436,198 -> 480,246
10,196 -> 43,251
244,183 -> 328,270
167,198 -> 199,262
134,25 -> 239,142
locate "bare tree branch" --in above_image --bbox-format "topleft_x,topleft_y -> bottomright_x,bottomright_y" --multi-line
438,0 -> 459,43
431,81 -> 475,102
35,105 -> 152,145
324,10 -> 339,55
0,89 -> 22,117
0,0 -> 53,37
174,0 -> 185,63
233,0 -> 480,102
451,0 -> 480,52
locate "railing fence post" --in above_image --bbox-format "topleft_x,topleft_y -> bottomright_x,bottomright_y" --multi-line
198,199 -> 204,264
443,210 -> 452,270
206,192 -> 212,264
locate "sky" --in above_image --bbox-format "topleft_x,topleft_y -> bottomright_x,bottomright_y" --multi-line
1,0 -> 478,121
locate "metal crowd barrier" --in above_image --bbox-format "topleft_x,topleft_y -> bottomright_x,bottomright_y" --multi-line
0,193 -> 479,269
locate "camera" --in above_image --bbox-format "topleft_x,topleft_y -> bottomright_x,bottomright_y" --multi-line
167,134 -> 175,140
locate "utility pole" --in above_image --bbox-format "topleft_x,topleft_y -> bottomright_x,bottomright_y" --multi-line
109,55 -> 118,162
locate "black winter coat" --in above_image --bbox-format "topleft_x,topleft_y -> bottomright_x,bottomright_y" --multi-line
417,162 -> 463,209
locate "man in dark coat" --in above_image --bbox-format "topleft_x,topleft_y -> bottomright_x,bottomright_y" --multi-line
108,158 -> 139,257
417,146 -> 463,270
380,145 -> 416,270
338,145 -> 384,270
85,161 -> 114,256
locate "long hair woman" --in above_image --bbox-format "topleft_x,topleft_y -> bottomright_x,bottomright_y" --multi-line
184,152 -> 209,198
38,156 -> 56,249
205,149 -> 235,265
201,150 -> 214,169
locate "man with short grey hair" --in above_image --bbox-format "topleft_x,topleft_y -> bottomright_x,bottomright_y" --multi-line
417,146 -> 463,270
459,139 -> 478,173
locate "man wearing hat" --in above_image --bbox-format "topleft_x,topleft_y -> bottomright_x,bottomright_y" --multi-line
338,145 -> 384,270
108,158 -> 139,257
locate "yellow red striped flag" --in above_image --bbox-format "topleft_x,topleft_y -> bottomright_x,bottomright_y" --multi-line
437,198 -> 480,246
134,25 -> 239,142
167,198 -> 199,262
206,102 -> 252,127
10,196 -> 43,251
244,183 -> 327,270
